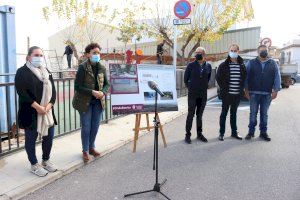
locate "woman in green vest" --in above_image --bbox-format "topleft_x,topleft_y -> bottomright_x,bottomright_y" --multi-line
73,43 -> 110,162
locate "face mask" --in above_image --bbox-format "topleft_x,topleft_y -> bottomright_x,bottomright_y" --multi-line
31,56 -> 43,67
91,55 -> 100,63
195,53 -> 203,61
229,52 -> 238,59
259,50 -> 268,58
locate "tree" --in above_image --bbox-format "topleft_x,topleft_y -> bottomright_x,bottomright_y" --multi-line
43,0 -> 116,60
119,0 -> 254,65
117,7 -> 146,48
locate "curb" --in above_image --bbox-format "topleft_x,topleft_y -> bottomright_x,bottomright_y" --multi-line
1,93 -> 217,200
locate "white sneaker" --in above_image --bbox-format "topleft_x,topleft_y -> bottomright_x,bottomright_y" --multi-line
42,160 -> 57,172
31,164 -> 48,177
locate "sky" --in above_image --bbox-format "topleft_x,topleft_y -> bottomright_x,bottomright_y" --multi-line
1,0 -> 300,54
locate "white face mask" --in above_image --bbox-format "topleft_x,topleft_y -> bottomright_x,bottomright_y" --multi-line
229,52 -> 238,59
31,56 -> 43,67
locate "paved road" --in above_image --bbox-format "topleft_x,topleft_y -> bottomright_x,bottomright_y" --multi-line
22,85 -> 300,200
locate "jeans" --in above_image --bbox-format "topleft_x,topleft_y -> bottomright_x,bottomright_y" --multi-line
185,95 -> 207,137
80,99 -> 103,152
67,54 -> 72,68
248,93 -> 272,134
25,126 -> 55,165
219,95 -> 240,136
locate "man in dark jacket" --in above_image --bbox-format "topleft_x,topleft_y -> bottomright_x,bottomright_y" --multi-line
64,43 -> 73,68
216,44 -> 246,141
184,47 -> 212,144
244,45 -> 281,141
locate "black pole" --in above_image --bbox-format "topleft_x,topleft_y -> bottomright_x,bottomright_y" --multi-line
124,91 -> 171,200
153,126 -> 156,170
155,92 -> 158,182
153,92 -> 158,171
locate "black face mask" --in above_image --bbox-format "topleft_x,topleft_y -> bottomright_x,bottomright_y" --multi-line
259,50 -> 268,58
195,53 -> 203,61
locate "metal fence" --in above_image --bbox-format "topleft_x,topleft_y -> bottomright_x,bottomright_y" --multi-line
0,68 -> 214,157
0,71 -> 118,157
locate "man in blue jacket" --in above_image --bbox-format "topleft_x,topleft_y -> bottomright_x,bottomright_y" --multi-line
184,47 -> 212,144
245,45 -> 281,141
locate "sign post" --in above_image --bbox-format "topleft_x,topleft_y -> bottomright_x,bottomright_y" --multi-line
173,0 -> 192,68
173,25 -> 177,69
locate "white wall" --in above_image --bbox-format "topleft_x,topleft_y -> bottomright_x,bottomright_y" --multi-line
48,23 -> 125,57
282,47 -> 300,72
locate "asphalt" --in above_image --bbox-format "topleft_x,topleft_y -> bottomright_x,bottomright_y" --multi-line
21,84 -> 300,200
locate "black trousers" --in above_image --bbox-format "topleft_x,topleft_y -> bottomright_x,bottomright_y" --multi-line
67,54 -> 72,68
185,95 -> 207,137
157,55 -> 162,64
219,94 -> 240,136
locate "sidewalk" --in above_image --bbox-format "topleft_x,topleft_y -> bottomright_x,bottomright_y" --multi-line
0,88 -> 217,200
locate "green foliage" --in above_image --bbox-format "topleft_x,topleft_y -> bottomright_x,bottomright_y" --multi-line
43,0 -> 116,45
117,3 -> 147,44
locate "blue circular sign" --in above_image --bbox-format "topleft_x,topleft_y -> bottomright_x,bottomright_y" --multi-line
174,0 -> 191,19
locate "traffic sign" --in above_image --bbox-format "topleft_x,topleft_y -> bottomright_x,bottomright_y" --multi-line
174,0 -> 191,19
173,18 -> 191,25
261,38 -> 272,48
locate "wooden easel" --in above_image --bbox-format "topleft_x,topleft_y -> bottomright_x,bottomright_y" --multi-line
132,113 -> 167,153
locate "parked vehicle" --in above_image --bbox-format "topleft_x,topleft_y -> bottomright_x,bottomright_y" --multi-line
291,73 -> 300,85
280,64 -> 298,88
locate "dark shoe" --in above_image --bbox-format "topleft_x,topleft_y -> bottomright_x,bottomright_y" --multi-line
82,152 -> 90,163
218,135 -> 224,141
245,133 -> 254,140
185,136 -> 192,144
231,133 -> 243,140
197,134 -> 208,143
89,148 -> 101,157
259,133 -> 271,141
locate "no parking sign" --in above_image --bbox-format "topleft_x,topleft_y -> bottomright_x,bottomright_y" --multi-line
174,0 -> 191,19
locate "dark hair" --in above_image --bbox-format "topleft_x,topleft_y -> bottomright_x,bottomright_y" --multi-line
257,44 -> 267,50
229,44 -> 240,51
26,46 -> 41,60
85,43 -> 101,53
27,46 -> 41,56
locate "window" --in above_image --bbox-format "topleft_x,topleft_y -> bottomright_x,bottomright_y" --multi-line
288,51 -> 291,64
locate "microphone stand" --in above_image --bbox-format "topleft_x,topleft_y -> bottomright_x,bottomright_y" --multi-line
124,91 -> 171,200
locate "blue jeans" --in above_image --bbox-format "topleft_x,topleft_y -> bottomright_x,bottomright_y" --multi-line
248,93 -> 272,134
25,126 -> 55,165
80,100 -> 103,152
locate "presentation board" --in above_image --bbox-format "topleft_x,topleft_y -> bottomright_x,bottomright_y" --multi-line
110,64 -> 178,115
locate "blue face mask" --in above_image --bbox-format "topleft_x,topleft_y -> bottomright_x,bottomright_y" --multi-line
91,55 -> 100,63
31,56 -> 43,67
229,52 -> 238,59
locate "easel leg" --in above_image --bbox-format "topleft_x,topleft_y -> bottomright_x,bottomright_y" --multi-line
133,114 -> 141,153
157,114 -> 167,148
146,113 -> 150,131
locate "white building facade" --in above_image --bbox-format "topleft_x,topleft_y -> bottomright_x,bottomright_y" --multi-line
281,39 -> 300,72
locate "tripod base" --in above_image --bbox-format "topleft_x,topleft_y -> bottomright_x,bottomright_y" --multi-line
124,179 -> 170,200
